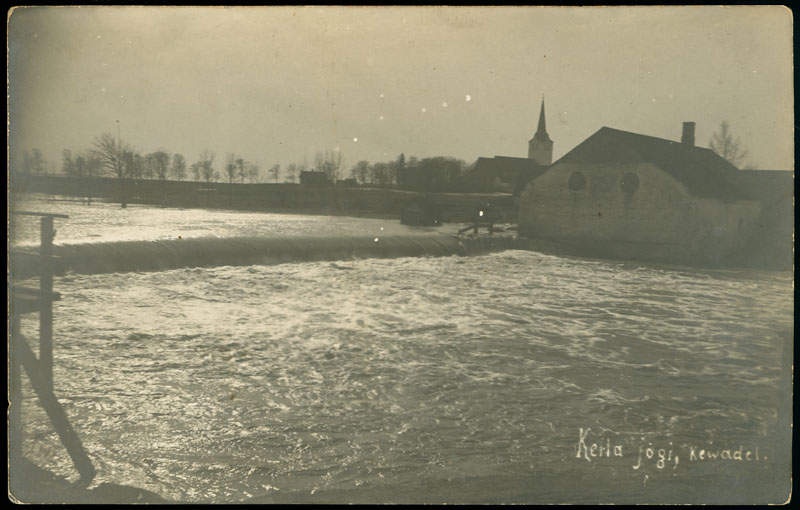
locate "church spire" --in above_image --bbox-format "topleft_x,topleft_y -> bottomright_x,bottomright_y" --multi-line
528,97 -> 553,164
536,98 -> 548,137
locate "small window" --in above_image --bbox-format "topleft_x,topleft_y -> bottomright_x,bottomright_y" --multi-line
620,172 -> 640,194
568,172 -> 586,191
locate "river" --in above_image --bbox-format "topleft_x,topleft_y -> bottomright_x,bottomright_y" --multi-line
11,194 -> 793,503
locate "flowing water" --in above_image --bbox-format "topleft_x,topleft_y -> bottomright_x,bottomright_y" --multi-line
11,194 -> 793,503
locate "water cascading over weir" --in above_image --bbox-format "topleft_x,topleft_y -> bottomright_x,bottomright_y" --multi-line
12,235 -> 521,277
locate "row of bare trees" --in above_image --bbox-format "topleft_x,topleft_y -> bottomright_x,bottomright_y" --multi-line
223,153 -> 263,184
89,134 -> 232,184
16,148 -> 49,175
350,153 -> 407,186
19,121 -> 755,187
73,134 -> 350,186
80,133 -> 328,185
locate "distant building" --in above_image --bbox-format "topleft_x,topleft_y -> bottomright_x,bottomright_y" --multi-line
465,98 -> 552,194
299,171 -> 331,186
467,156 -> 548,195
518,122 -> 775,266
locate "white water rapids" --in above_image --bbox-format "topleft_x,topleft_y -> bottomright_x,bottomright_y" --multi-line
10,195 -> 793,503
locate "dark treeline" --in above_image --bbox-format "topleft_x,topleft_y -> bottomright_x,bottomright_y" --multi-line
14,133 -> 487,194
348,153 -> 475,192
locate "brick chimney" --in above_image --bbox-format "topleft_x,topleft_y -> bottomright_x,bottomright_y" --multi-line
681,122 -> 695,146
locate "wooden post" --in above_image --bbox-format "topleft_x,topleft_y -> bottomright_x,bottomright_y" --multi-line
10,212 -> 93,487
39,216 -> 54,392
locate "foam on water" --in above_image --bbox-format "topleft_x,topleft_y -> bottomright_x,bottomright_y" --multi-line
11,195 -> 792,503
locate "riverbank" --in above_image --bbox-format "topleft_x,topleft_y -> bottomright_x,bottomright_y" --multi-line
11,174 -> 516,223
11,176 -> 789,270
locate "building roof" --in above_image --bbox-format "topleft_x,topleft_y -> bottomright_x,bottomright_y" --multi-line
730,169 -> 793,203
554,126 -> 752,201
477,155 -> 547,170
473,156 -> 548,181
469,156 -> 549,194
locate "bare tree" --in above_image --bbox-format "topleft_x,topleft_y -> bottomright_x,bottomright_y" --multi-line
370,161 -> 393,186
236,158 -> 246,183
62,149 -> 75,176
246,162 -> 261,183
268,164 -> 280,183
120,150 -> 135,180
17,149 -> 45,175
314,149 -> 344,182
74,155 -> 86,177
151,151 -> 170,180
84,153 -> 102,178
143,153 -> 156,179
92,133 -> 125,178
78,152 -> 102,204
30,149 -> 45,174
709,121 -> 749,168
197,150 -> 216,182
351,160 -> 370,184
92,133 -> 133,206
190,161 -> 202,182
132,152 -> 146,181
285,163 -> 298,183
225,153 -> 237,184
171,153 -> 186,181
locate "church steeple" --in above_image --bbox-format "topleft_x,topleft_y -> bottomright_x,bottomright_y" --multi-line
536,100 -> 549,139
528,97 -> 553,165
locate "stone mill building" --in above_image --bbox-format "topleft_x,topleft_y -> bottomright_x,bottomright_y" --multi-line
517,122 -> 772,266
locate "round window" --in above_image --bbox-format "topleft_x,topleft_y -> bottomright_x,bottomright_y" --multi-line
620,172 -> 639,194
568,172 -> 586,191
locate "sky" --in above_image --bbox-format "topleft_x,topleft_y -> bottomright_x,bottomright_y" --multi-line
7,5 -> 794,175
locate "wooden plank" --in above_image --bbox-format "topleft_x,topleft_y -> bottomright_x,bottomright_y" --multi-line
13,211 -> 70,219
14,333 -> 96,487
11,287 -> 61,315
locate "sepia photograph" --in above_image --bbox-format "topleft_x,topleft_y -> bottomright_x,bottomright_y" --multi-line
7,5 -> 793,504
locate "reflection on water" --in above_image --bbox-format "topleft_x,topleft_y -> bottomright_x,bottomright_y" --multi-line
11,194 -> 793,503
10,194 -> 444,246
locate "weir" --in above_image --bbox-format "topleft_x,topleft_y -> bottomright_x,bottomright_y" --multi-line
11,234 -> 521,277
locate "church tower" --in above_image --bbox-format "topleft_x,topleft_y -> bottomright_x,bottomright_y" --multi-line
528,99 -> 553,165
